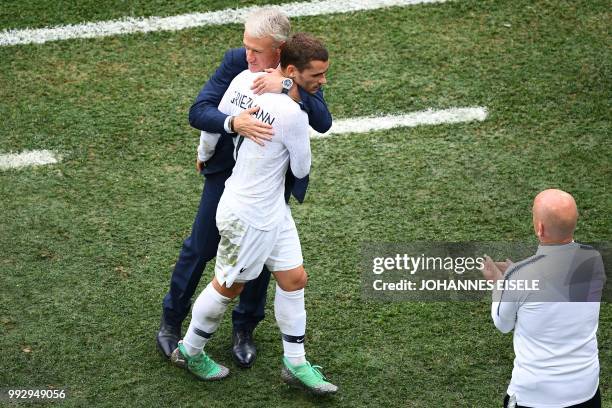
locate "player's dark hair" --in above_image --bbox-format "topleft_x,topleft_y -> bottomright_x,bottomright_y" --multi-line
280,33 -> 328,71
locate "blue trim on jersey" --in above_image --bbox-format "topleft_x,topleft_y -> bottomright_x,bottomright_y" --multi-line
497,254 -> 546,316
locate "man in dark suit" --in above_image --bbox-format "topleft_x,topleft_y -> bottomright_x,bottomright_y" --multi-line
157,8 -> 332,368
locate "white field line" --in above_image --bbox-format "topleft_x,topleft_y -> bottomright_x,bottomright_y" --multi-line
0,0 -> 447,46
0,150 -> 59,170
310,107 -> 488,138
0,107 -> 486,169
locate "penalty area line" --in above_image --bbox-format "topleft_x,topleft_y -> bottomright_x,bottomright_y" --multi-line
0,150 -> 60,170
0,0 -> 448,47
311,106 -> 488,138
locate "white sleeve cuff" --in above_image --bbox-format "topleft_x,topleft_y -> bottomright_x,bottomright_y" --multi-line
197,132 -> 207,162
223,116 -> 232,133
198,131 -> 221,163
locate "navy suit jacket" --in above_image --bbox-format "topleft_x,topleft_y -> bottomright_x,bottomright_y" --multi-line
188,48 -> 332,203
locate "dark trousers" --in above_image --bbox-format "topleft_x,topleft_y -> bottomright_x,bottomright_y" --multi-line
162,169 -> 271,330
504,388 -> 601,408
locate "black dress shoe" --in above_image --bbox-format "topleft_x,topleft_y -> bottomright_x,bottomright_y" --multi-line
156,319 -> 181,359
232,328 -> 256,368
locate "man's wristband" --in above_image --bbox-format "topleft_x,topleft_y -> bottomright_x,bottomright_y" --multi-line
229,116 -> 235,133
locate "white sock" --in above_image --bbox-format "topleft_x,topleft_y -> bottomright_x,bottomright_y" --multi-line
274,285 -> 306,365
182,283 -> 231,356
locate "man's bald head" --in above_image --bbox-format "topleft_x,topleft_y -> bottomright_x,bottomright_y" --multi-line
532,189 -> 578,244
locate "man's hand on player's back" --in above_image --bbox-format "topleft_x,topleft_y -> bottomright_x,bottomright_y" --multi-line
233,106 -> 274,146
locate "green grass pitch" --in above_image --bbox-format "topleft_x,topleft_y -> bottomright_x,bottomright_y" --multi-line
0,0 -> 610,406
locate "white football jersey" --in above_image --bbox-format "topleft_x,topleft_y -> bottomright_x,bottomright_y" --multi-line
491,243 -> 602,407
217,70 -> 311,230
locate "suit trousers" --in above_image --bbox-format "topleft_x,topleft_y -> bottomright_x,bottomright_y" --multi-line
162,168 -> 271,331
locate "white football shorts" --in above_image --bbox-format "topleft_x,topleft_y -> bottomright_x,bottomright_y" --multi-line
214,204 -> 303,287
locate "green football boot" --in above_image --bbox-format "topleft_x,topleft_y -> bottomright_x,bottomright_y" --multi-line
281,357 -> 338,395
170,341 -> 229,381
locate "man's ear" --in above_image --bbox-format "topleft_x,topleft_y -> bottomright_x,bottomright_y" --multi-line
285,64 -> 298,79
535,221 -> 544,240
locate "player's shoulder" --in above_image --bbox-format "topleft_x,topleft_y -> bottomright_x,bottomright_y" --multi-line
226,70 -> 259,93
280,95 -> 306,116
281,99 -> 308,126
259,93 -> 303,114
233,69 -> 257,83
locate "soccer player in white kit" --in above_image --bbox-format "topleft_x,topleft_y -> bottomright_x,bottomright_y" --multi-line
171,33 -> 338,395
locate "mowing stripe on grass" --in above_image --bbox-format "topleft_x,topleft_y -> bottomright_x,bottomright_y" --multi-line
0,150 -> 59,170
311,107 -> 488,138
0,0 -> 447,46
